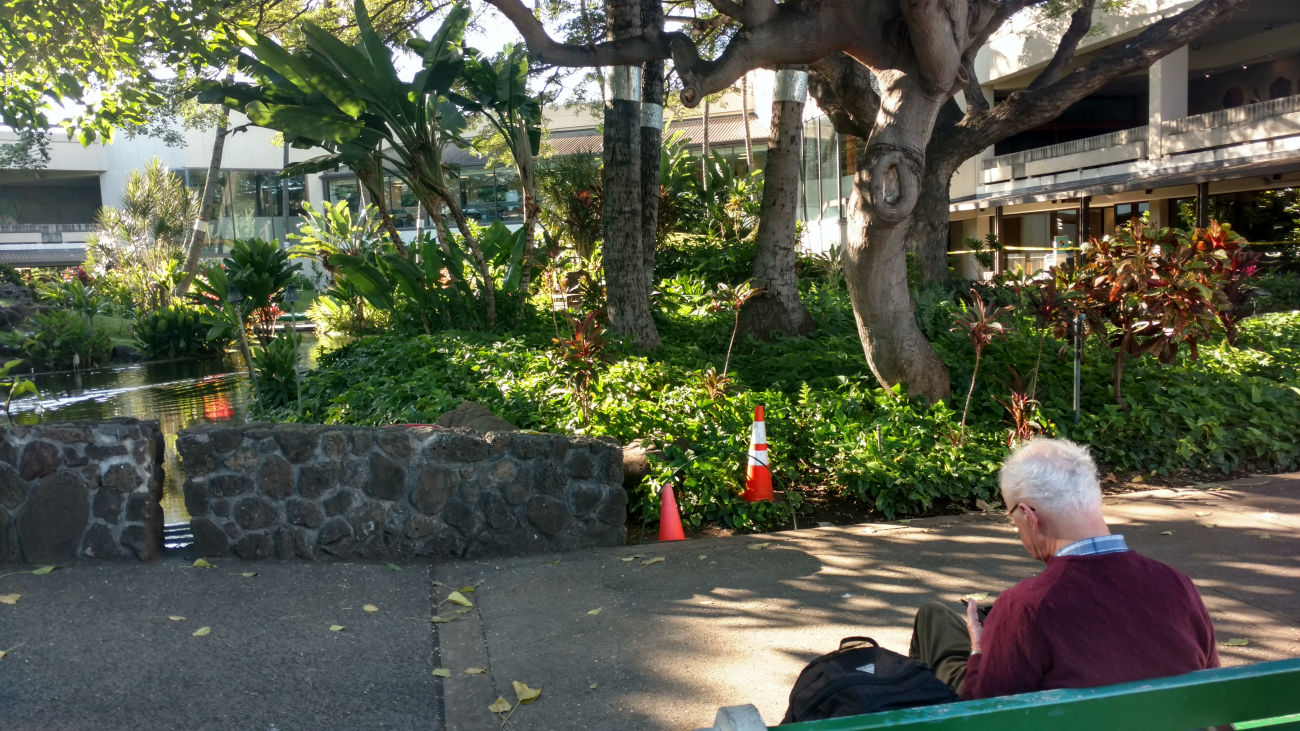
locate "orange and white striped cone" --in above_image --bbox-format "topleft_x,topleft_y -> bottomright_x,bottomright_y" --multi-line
744,405 -> 773,502
659,483 -> 686,541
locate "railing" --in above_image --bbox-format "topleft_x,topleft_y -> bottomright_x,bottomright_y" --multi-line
981,92 -> 1300,177
983,126 -> 1148,171
1168,92 -> 1300,135
0,223 -> 95,233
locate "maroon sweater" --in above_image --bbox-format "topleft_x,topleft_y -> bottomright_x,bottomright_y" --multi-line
962,551 -> 1219,700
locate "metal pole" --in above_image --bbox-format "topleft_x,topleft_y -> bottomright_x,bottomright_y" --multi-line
1073,313 -> 1083,425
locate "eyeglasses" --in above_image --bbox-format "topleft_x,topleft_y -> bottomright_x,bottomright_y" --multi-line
1006,503 -> 1023,525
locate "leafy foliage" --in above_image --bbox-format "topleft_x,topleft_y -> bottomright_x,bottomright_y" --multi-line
4,310 -> 113,370
0,359 -> 38,424
84,157 -> 199,314
251,334 -> 301,409
134,305 -> 229,359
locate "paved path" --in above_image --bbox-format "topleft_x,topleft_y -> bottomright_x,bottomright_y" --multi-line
1,474 -> 1296,730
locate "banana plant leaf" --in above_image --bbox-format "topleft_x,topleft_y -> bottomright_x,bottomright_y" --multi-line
330,253 -> 395,311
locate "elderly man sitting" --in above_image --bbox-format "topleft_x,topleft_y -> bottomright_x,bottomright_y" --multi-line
908,437 -> 1219,699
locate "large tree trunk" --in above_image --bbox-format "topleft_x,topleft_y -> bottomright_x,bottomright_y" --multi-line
173,104 -> 230,298
601,0 -> 660,349
908,155 -> 961,285
908,100 -> 966,285
740,69 -> 815,339
741,72 -> 754,171
639,0 -> 664,293
846,71 -> 952,404
515,119 -> 539,318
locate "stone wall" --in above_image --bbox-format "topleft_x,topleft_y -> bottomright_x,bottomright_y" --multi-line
0,419 -> 165,563
178,424 -> 626,560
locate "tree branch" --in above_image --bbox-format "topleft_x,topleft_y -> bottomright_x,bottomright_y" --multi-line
483,0 -> 679,66
1027,0 -> 1096,91
808,54 -> 880,139
961,56 -> 988,113
704,0 -> 747,22
955,0 -> 1248,162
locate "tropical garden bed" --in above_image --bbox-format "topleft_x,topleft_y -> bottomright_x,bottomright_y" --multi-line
249,230 -> 1300,537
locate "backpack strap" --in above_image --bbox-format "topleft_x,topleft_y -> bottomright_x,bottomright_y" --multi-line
838,637 -> 879,650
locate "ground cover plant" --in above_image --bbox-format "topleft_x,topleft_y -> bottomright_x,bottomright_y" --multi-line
264,221 -> 1300,536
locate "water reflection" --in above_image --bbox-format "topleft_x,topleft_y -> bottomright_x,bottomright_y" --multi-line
7,337 -> 324,527
10,358 -> 251,526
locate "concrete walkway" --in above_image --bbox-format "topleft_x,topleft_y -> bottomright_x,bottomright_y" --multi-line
1,474 -> 1296,730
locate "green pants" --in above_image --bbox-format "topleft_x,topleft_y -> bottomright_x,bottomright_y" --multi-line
908,601 -> 971,695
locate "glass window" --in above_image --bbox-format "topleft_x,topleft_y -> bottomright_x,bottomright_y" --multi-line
1114,202 -> 1149,232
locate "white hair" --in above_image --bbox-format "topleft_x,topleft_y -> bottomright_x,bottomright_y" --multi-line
999,438 -> 1102,518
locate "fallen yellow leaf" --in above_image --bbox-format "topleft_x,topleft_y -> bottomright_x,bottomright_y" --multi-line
363,604 -> 379,613
1225,638 -> 1250,647
488,697 -> 513,714
1204,523 -> 1217,528
1257,533 -> 1272,540
1160,531 -> 1174,536
446,591 -> 473,607
587,607 -> 603,616
192,626 -> 211,637
31,565 -> 57,575
330,625 -> 346,632
386,563 -> 402,572
0,593 -> 20,605
620,556 -> 636,562
430,616 -> 455,624
547,558 -> 562,566
513,681 -> 542,704
433,668 -> 451,678
240,572 -> 258,578
465,667 -> 487,675
640,557 -> 665,567
748,542 -> 772,550
1195,511 -> 1212,517
452,607 -> 473,615
459,582 -> 482,593
589,683 -> 598,690
168,615 -> 186,622
192,559 -> 215,569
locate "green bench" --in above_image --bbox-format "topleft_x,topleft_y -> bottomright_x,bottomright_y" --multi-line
702,658 -> 1300,730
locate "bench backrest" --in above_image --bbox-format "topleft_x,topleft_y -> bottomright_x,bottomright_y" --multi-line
703,658 -> 1300,731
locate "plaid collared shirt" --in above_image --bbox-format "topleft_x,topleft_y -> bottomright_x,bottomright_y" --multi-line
1055,534 -> 1129,557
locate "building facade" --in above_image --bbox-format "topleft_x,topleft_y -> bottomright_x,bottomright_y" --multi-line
799,0 -> 1300,273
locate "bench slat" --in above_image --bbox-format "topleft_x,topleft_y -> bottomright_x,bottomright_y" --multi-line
773,658 -> 1300,731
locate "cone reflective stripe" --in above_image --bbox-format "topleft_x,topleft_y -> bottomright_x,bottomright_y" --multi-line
744,405 -> 773,502
659,483 -> 686,541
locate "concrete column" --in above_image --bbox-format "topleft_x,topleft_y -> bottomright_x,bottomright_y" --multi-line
975,85 -> 997,187
1148,46 -> 1189,159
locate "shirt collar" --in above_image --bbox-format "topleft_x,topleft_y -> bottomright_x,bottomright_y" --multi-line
1055,534 -> 1129,557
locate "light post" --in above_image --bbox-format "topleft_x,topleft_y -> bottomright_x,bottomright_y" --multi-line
283,283 -> 302,415
228,284 -> 257,387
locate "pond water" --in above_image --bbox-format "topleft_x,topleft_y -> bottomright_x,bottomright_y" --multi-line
8,338 -> 324,528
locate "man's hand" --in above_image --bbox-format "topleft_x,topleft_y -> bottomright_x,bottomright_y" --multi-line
965,599 -> 984,653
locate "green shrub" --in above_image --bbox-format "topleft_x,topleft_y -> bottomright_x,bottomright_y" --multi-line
15,310 -> 113,370
251,334 -> 302,410
134,305 -> 228,359
281,264 -> 1300,535
655,234 -> 757,284
1256,271 -> 1300,312
0,263 -> 26,287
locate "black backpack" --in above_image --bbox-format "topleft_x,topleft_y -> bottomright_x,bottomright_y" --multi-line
782,637 -> 960,723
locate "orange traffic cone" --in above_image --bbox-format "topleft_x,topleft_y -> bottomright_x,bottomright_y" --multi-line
744,405 -> 774,502
659,483 -> 686,541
